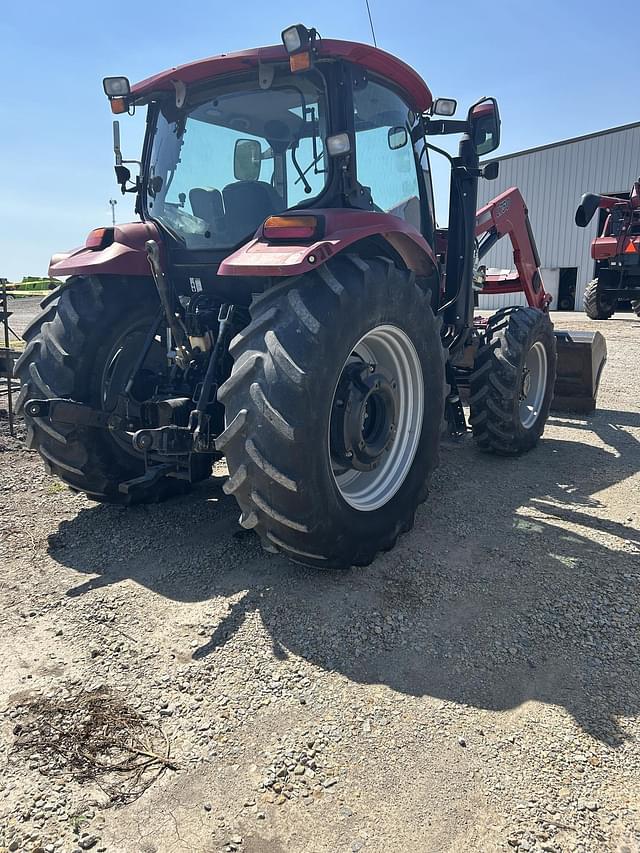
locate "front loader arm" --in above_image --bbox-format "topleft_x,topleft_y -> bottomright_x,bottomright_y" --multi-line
475,187 -> 551,311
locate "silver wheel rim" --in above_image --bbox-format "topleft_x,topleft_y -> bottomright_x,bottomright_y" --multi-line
519,341 -> 547,429
329,324 -> 424,512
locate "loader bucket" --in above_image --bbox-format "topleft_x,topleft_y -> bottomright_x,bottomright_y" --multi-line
552,330 -> 607,413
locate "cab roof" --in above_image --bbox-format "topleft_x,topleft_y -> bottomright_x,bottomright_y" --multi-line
131,39 -> 433,113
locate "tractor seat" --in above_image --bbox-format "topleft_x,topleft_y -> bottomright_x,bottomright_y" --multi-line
189,187 -> 226,235
222,181 -> 285,245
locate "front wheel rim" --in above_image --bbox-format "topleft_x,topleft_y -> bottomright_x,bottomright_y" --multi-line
329,324 -> 424,512
519,340 -> 548,428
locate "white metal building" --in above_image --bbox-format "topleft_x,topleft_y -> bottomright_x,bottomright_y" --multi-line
476,121 -> 640,310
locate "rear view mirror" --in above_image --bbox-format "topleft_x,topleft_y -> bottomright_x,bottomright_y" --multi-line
234,138 -> 262,181
469,97 -> 501,157
388,126 -> 408,150
575,193 -> 601,227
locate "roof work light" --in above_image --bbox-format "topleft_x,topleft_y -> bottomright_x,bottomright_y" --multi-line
281,24 -> 317,72
103,77 -> 131,114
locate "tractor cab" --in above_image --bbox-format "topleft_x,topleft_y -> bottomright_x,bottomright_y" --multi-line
99,25 -> 499,319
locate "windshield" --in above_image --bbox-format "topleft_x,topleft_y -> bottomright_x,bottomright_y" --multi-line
146,72 -> 329,249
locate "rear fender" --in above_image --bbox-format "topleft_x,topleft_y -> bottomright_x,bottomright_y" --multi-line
217,209 -> 438,278
48,222 -> 161,278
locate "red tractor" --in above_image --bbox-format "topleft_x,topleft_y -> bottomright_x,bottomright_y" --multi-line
576,179 -> 640,318
17,25 -> 598,568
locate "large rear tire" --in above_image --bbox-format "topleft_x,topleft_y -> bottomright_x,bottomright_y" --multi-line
583,277 -> 615,320
631,300 -> 640,318
469,307 -> 557,456
216,255 -> 445,569
15,275 -> 209,503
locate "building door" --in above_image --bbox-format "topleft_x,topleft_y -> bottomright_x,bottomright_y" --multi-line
558,268 -> 577,311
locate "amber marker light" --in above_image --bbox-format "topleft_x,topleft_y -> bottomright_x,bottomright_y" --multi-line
263,216 -> 320,240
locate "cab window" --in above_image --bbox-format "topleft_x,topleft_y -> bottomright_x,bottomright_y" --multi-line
353,79 -> 422,231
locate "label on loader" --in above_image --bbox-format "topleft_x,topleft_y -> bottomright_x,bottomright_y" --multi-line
189,277 -> 203,293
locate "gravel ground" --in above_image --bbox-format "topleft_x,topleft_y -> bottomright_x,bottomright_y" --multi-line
4,297 -> 43,339
0,310 -> 639,853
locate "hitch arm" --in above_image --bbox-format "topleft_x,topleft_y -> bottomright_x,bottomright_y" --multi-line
25,398 -> 127,430
475,187 -> 551,311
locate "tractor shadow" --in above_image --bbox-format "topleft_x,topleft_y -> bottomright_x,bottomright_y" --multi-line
50,406 -> 640,745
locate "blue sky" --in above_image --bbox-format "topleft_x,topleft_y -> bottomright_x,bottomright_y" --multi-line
2,0 -> 638,281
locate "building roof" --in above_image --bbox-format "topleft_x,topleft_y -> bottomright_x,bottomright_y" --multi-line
490,120 -> 640,162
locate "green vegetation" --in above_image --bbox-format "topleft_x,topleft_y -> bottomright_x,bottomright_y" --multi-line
3,276 -> 63,298
15,276 -> 62,292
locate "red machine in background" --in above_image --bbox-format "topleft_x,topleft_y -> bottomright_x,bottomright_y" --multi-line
576,179 -> 640,318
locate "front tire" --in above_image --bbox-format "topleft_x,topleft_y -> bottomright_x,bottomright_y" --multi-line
469,307 -> 557,456
583,277 -> 615,320
216,255 -> 445,569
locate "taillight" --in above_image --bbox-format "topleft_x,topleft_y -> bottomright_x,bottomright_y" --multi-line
263,215 -> 321,241
85,227 -> 113,249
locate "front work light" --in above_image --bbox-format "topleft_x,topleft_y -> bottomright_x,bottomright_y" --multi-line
281,24 -> 311,54
326,133 -> 351,156
103,77 -> 131,97
432,98 -> 457,117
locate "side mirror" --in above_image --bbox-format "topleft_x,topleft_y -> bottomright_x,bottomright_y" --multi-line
432,98 -> 457,117
469,97 -> 501,157
482,161 -> 499,180
234,138 -> 262,181
115,164 -> 131,188
388,126 -> 408,150
575,193 -> 601,227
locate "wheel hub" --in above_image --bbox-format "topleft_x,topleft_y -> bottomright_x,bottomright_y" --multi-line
519,340 -> 548,428
330,361 -> 398,472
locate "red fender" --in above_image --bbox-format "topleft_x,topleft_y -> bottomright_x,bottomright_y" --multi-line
48,222 -> 161,278
217,209 -> 438,278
